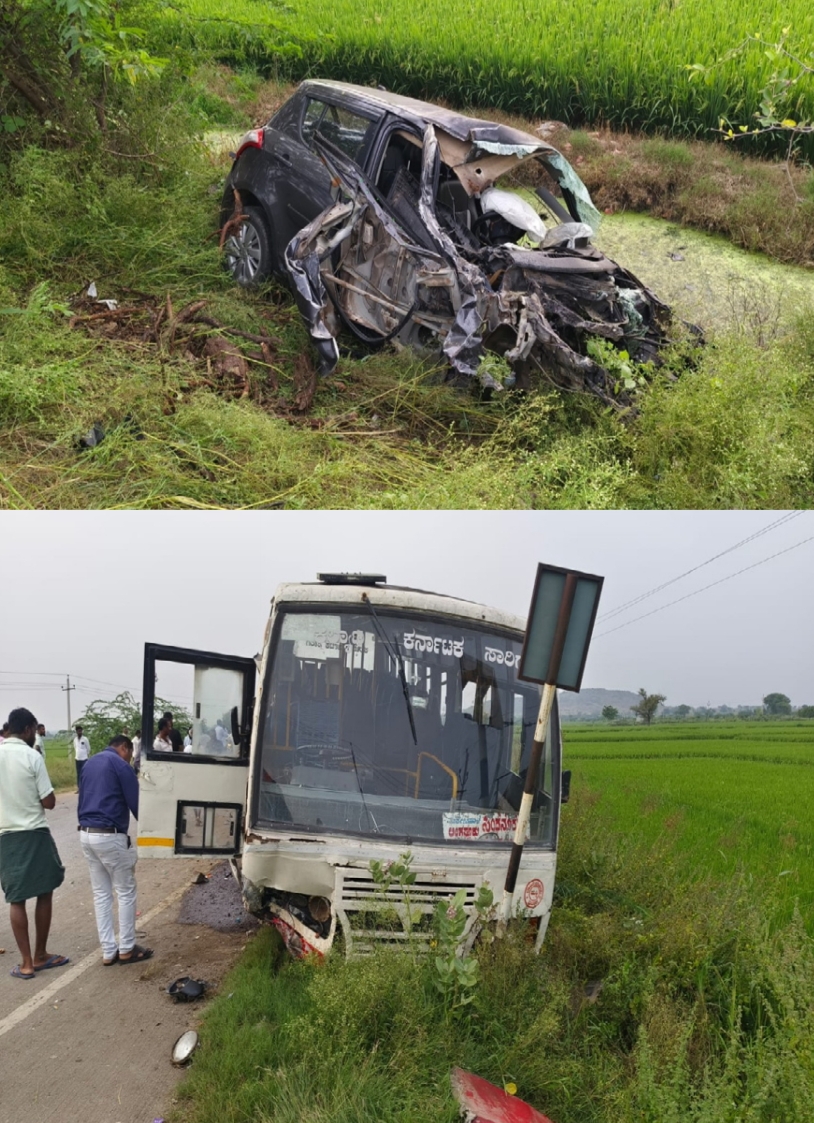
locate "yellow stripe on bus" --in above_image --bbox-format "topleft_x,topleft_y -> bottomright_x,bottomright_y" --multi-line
137,837 -> 175,847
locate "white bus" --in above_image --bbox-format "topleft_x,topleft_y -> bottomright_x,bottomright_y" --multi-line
138,574 -> 564,956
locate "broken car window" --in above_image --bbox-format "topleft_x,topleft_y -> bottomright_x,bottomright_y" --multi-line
269,91 -> 305,139
316,104 -> 378,163
301,97 -> 328,147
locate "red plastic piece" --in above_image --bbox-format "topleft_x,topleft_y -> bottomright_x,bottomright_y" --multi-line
450,1068 -> 556,1123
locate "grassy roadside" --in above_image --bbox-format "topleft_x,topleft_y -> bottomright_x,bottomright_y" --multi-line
170,788 -> 814,1123
2,68 -> 814,509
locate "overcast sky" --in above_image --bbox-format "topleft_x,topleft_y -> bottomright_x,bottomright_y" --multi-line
0,510 -> 811,729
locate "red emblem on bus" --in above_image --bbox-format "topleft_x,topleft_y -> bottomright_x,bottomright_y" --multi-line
523,879 -> 544,909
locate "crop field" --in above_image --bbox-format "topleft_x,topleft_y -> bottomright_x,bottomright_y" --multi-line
159,0 -> 814,145
563,720 -> 814,926
39,738 -> 75,792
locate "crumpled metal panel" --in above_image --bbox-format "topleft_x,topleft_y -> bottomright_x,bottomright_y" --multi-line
417,125 -> 502,388
281,112 -> 680,404
285,199 -> 358,374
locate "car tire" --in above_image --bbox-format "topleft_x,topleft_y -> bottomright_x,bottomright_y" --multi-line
222,205 -> 273,288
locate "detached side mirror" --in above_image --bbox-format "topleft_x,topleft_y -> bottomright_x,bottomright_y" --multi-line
561,770 -> 572,804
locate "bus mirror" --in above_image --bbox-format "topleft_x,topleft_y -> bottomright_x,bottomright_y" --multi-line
561,770 -> 572,803
231,705 -> 241,746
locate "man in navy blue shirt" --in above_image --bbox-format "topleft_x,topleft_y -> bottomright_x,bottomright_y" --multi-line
77,734 -> 153,965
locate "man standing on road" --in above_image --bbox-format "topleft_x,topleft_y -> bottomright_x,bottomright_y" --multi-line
34,723 -> 46,758
131,730 -> 142,773
73,724 -> 91,789
77,734 -> 153,965
0,708 -> 69,980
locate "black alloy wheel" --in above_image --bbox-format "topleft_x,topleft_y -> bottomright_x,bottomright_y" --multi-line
223,205 -> 273,287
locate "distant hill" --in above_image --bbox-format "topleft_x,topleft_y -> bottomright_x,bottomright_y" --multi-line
558,688 -> 642,719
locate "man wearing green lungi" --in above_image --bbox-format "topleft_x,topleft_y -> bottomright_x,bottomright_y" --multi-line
0,707 -> 69,980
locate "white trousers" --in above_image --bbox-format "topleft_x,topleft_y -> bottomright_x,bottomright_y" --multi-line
80,832 -> 138,959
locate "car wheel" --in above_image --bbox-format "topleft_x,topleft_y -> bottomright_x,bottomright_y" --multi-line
223,205 -> 272,288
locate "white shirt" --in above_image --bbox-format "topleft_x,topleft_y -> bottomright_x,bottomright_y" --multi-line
0,737 -> 54,834
153,735 -> 172,752
74,735 -> 90,761
34,733 -> 45,759
131,735 -> 142,766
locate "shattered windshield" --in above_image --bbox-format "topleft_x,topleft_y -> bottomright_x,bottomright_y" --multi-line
254,608 -> 558,847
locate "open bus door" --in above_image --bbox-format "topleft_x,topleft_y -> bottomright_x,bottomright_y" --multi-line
138,643 -> 256,859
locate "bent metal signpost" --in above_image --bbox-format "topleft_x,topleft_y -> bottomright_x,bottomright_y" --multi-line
500,563 -> 605,922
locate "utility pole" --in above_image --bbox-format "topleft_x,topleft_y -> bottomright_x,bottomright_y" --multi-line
62,675 -> 76,735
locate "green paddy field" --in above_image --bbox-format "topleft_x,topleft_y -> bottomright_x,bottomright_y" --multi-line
563,719 -> 814,927
159,0 -> 814,148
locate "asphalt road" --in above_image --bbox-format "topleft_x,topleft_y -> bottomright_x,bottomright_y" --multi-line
0,792 -> 251,1123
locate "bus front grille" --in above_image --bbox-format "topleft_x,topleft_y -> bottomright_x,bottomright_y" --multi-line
334,867 -> 481,954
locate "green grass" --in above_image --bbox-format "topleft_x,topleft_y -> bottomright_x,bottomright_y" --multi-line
1,276 -> 813,508
155,0 -> 814,149
43,737 -> 76,792
564,720 -> 814,926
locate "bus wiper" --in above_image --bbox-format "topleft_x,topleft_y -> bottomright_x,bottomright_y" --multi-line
363,595 -> 418,746
392,634 -> 418,746
346,737 -> 379,834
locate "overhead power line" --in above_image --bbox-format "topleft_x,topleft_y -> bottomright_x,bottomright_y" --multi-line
0,671 -> 137,693
594,532 -> 814,639
597,511 -> 803,623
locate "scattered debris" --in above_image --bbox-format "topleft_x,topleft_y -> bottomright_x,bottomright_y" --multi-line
193,872 -> 210,885
167,976 -> 207,1002
171,1030 -> 199,1066
451,1067 -> 556,1123
203,335 -> 250,398
67,293 -> 283,407
179,859 -> 259,932
290,351 -> 318,412
570,977 -> 605,1016
78,423 -> 105,450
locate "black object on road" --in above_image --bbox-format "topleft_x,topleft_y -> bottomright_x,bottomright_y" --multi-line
167,976 -> 207,1002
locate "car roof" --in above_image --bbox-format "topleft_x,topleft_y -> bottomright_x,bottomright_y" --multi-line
300,80 -> 555,155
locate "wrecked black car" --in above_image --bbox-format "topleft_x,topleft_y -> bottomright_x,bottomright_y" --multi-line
220,80 -> 681,403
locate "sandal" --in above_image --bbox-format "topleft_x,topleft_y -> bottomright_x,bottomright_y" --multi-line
34,954 -> 70,971
103,951 -> 119,966
119,944 -> 153,964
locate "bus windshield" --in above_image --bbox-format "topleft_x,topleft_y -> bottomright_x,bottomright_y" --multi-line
253,606 -> 558,847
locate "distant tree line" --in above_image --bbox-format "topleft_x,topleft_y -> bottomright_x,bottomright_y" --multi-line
569,690 -> 814,724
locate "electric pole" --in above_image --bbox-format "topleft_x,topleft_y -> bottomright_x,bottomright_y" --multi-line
62,675 -> 76,735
